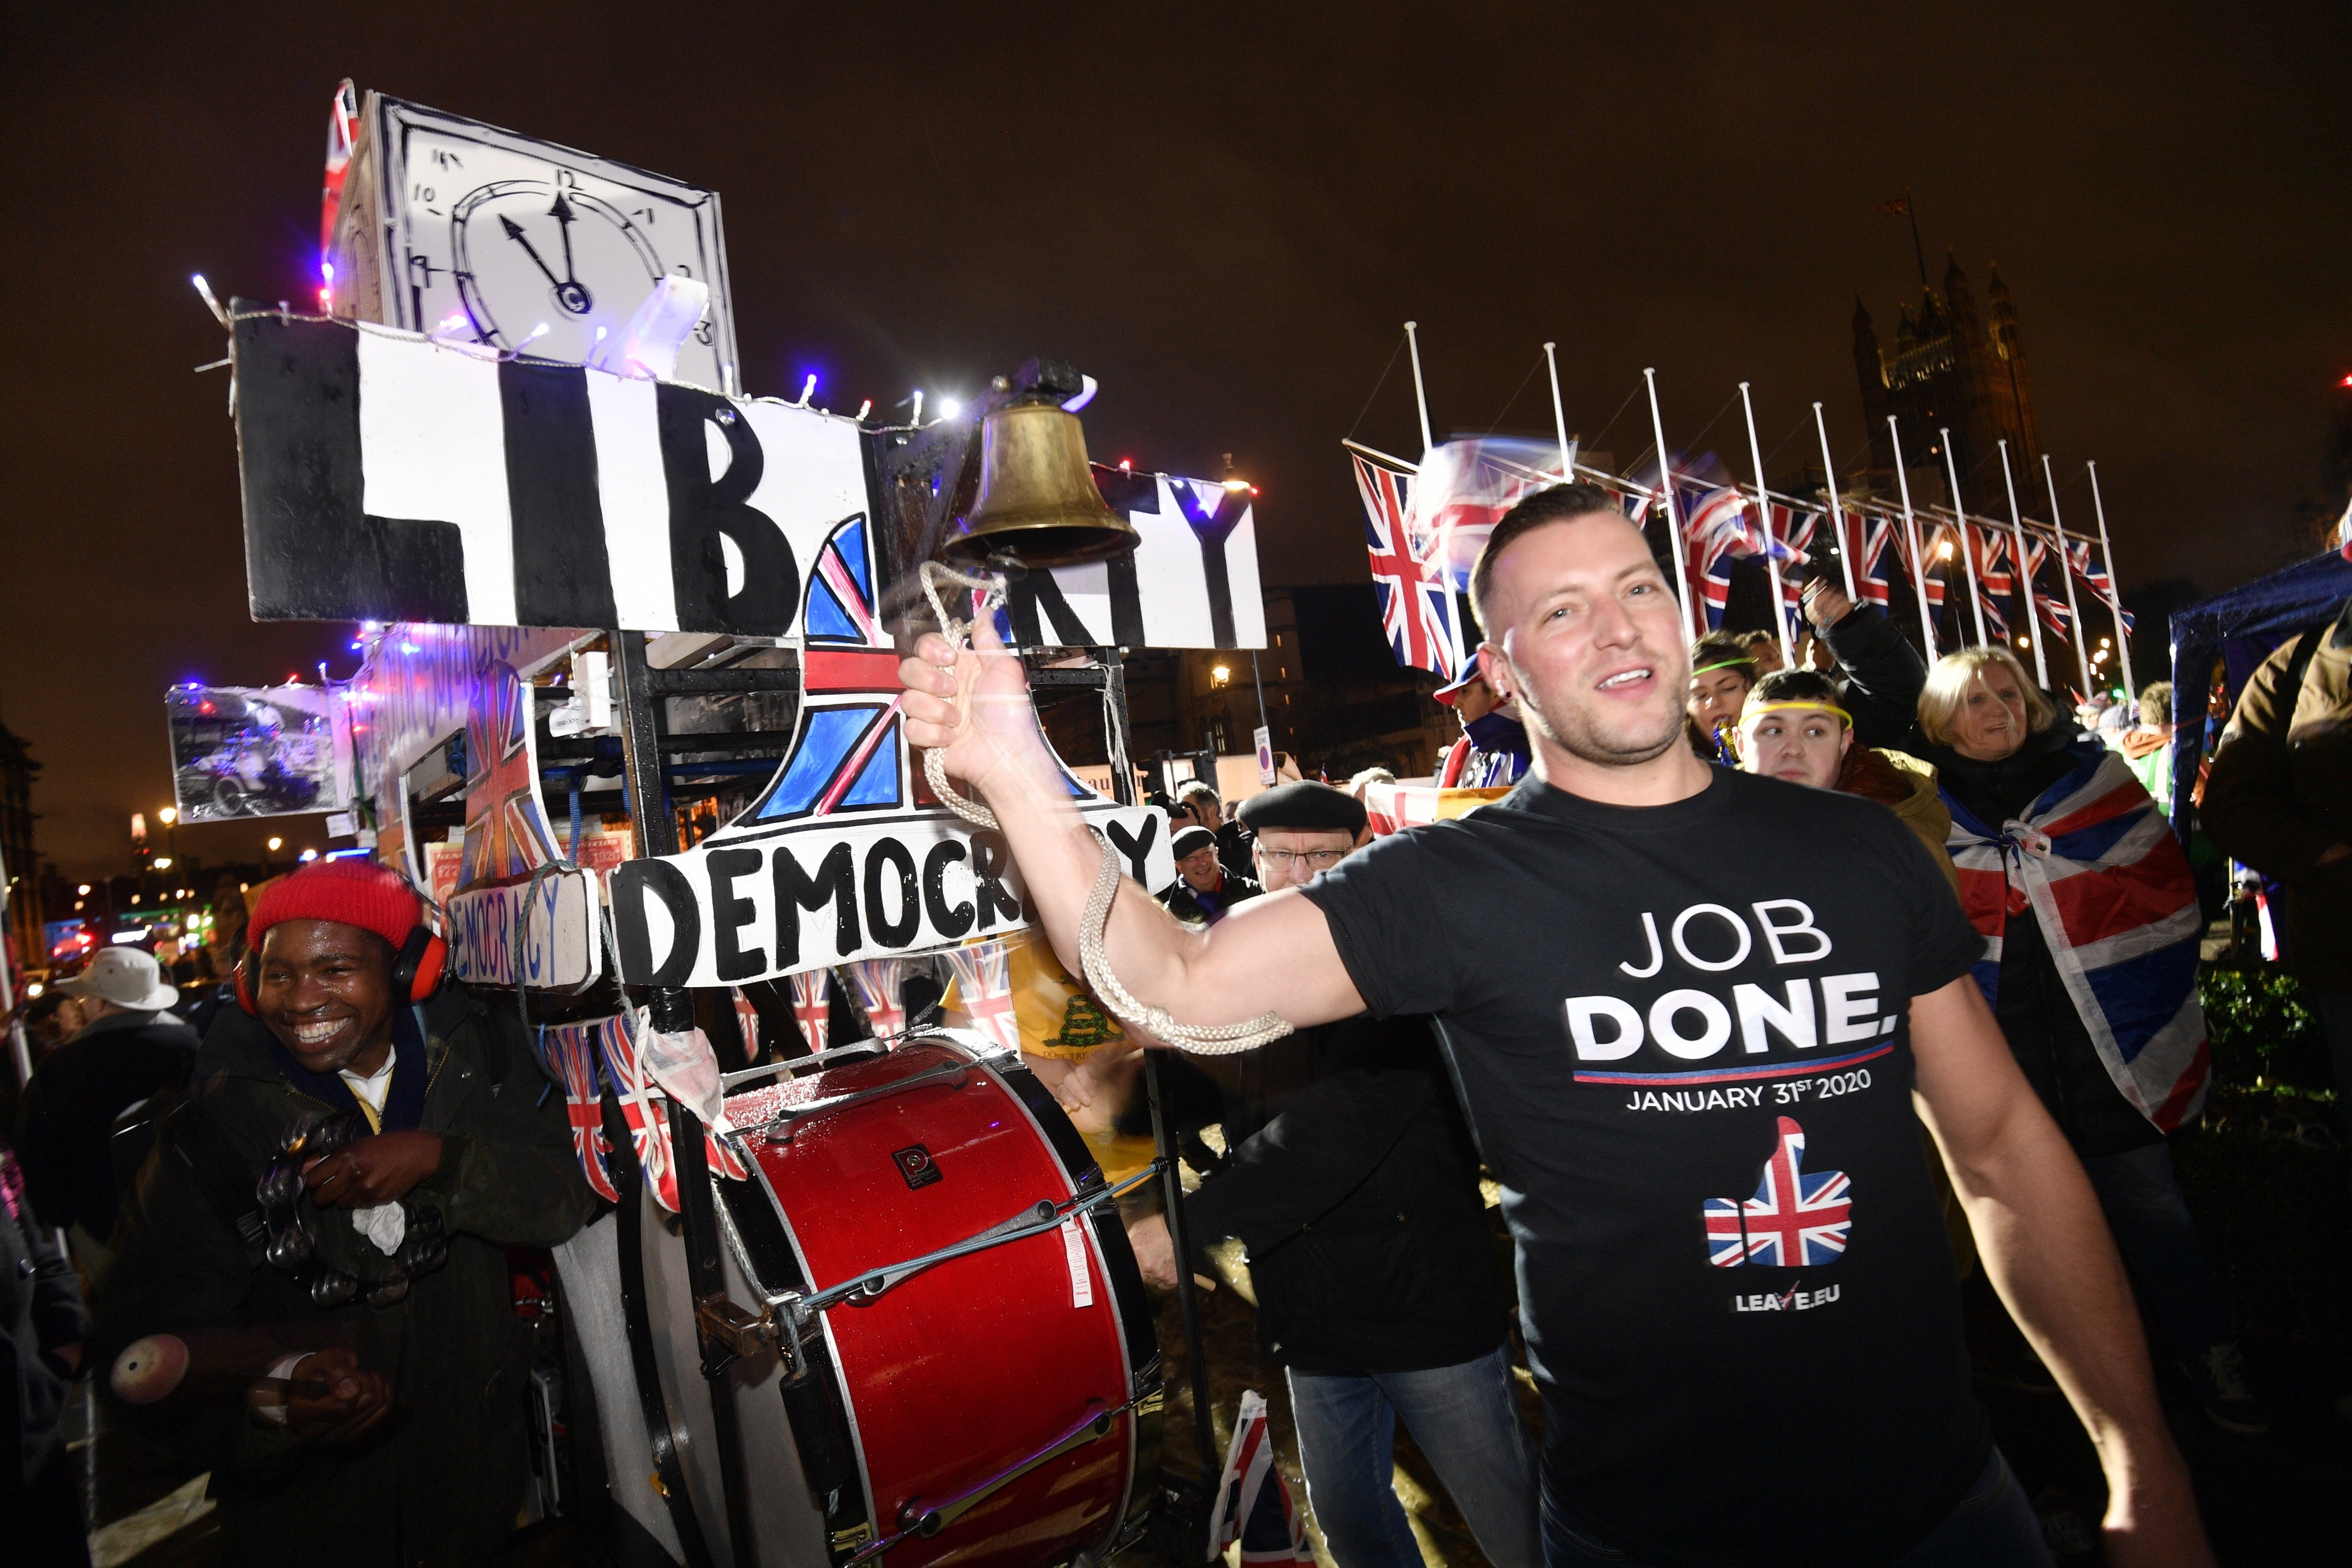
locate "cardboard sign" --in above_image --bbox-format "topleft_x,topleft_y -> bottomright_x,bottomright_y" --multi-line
445,868 -> 603,988
608,513 -> 1173,985
167,683 -> 353,822
610,804 -> 1167,987
1001,472 -> 1267,651
233,316 -> 1267,649
234,316 -> 865,636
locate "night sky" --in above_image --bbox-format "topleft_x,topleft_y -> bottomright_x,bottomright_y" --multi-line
6,4 -> 2346,878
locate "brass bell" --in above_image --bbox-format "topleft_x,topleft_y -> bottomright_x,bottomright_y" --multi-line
940,400 -> 1137,569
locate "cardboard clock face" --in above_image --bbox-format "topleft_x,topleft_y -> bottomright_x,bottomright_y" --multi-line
365,96 -> 738,392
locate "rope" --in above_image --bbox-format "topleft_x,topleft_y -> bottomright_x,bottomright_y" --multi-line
912,564 -> 1290,1056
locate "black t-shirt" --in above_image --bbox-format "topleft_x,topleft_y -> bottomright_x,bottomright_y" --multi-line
1301,768 -> 1990,1568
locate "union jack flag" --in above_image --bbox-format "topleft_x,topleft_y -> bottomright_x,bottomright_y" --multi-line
1891,517 -> 1947,611
1968,526 -> 2013,639
1703,1116 -> 1852,1268
460,663 -> 558,889
844,958 -> 907,1042
750,514 -> 910,824
1947,740 -> 2210,1130
1835,512 -> 1895,609
730,987 -> 762,1059
789,969 -> 830,1054
1209,1389 -> 1312,1565
589,1013 -> 748,1211
2066,540 -> 2134,632
1355,455 -> 1456,678
942,937 -> 1019,1053
1684,487 -> 1753,630
537,1020 -> 619,1203
2022,539 -> 2074,640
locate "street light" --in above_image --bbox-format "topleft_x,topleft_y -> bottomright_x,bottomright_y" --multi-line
267,836 -> 283,853
154,857 -> 174,871
77,883 -> 90,896
158,806 -> 177,826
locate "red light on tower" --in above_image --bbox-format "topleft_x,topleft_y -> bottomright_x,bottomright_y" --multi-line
2340,373 -> 2352,387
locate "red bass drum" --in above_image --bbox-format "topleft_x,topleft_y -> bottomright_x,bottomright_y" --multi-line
719,1036 -> 1162,1565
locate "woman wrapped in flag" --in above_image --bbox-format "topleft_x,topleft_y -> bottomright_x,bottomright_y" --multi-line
1910,647 -> 2267,1435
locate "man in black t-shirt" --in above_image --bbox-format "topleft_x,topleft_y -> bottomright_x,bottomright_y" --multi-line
901,485 -> 2210,1568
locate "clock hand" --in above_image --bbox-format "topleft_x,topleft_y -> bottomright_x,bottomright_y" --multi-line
498,215 -> 563,291
548,193 -> 578,285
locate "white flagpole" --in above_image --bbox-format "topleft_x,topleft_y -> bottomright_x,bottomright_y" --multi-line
1741,382 -> 1794,665
1644,368 -> 1697,634
1404,321 -> 1434,456
1941,428 -> 1987,646
1998,440 -> 2049,687
1812,403 -> 1858,599
2043,455 -> 2093,695
2087,460 -> 2137,694
1544,342 -> 1572,481
1888,417 -> 1936,655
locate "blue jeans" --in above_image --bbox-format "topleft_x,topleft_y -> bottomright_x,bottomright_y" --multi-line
1287,1341 -> 1541,1568
2079,1141 -> 2230,1360
1541,1446 -> 2052,1566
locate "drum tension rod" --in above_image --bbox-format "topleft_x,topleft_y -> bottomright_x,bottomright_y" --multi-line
806,1165 -> 1162,1314
849,1397 -> 1143,1560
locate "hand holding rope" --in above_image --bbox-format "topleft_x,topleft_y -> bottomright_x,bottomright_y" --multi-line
912,562 -> 1290,1056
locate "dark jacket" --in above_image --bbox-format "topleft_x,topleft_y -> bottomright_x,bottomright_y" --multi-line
1160,871 -> 1263,925
1216,819 -> 1255,884
2203,601 -> 2352,991
1818,604 -> 1930,752
93,985 -> 597,1568
3,1141 -> 86,1496
16,1009 -> 198,1241
1921,722 -> 2163,1157
1182,1012 -> 1512,1375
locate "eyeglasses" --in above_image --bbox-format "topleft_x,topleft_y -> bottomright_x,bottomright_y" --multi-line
1256,848 -> 1347,871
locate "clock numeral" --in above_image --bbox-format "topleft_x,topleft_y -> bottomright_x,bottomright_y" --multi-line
694,320 -> 714,346
635,207 -> 656,226
412,183 -> 436,204
672,263 -> 693,278
431,148 -> 465,170
555,169 -> 578,189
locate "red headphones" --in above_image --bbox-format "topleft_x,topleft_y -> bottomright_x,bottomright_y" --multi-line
235,925 -> 447,1015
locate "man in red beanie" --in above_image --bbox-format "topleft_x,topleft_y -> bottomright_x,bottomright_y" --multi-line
96,859 -> 597,1567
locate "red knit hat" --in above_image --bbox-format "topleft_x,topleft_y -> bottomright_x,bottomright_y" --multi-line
249,859 -> 423,950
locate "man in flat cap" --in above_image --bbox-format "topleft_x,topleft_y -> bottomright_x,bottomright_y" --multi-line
1131,781 -> 1537,1567
1159,823 -> 1260,925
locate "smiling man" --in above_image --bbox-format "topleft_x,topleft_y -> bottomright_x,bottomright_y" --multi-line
95,859 -> 596,1568
902,482 -> 2211,1567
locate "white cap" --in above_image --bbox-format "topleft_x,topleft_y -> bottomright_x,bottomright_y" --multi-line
56,947 -> 182,1012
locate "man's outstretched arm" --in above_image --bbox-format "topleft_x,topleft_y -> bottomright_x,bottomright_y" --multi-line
1908,976 -> 2211,1568
899,620 -> 1364,1032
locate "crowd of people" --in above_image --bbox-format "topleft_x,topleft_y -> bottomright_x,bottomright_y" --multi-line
5,482 -> 2347,1567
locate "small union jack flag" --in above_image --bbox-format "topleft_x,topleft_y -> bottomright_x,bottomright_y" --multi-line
942,937 -> 1018,1053
789,969 -> 830,1054
461,662 -> 558,889
590,1014 -> 747,1211
844,958 -> 907,1042
537,1021 -> 619,1203
1703,1116 -> 1852,1269
1355,454 -> 1457,678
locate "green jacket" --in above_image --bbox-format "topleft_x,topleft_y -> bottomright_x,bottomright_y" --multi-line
94,985 -> 598,1568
